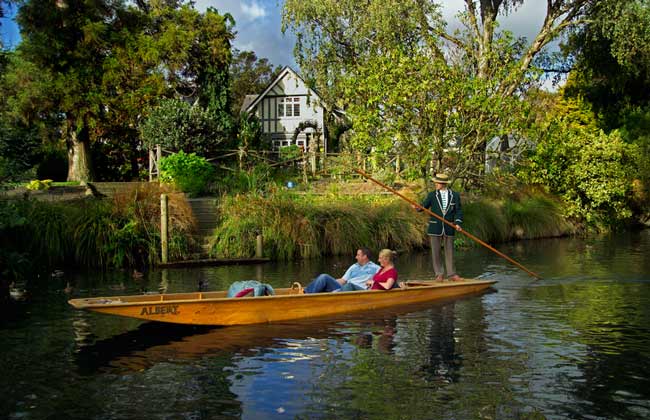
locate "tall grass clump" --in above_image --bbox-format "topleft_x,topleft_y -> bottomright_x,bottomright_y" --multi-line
458,200 -> 508,247
502,195 -> 572,239
7,183 -> 198,272
457,190 -> 572,247
110,183 -> 198,264
14,199 -> 78,265
210,193 -> 427,260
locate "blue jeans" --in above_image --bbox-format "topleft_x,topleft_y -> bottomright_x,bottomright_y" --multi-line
340,282 -> 364,292
304,274 -> 341,293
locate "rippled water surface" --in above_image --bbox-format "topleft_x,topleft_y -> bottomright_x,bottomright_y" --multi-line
2,232 -> 650,419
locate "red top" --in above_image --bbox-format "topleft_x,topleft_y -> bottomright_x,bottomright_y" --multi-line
371,267 -> 398,290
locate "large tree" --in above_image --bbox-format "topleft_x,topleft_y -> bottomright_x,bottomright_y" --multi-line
9,0 -> 234,181
563,0 -> 650,129
14,0 -> 123,181
282,0 -> 592,184
230,49 -> 280,114
99,3 -> 234,179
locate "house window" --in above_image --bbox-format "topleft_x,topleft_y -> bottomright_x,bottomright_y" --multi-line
272,138 -> 292,151
278,97 -> 300,118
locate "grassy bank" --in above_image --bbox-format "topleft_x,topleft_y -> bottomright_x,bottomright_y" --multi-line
210,189 -> 573,260
0,183 -> 197,278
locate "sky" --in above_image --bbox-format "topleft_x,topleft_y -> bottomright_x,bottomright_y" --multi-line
2,1 -> 553,68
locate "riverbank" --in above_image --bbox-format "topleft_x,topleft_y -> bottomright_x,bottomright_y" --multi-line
209,187 -> 575,260
0,183 -> 197,281
0,180 -> 585,281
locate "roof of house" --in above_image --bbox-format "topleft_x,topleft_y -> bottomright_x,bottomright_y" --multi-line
240,95 -> 259,114
242,66 -> 323,114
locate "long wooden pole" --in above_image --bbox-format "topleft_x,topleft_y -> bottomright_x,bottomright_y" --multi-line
354,169 -> 541,279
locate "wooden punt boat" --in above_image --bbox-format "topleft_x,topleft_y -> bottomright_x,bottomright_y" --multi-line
68,278 -> 496,326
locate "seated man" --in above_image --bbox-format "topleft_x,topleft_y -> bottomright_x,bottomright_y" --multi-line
304,248 -> 380,293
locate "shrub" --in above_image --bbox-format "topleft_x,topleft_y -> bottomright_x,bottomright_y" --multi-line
2,183 -> 198,275
159,151 -> 215,197
140,99 -> 229,156
26,179 -> 53,190
519,96 -> 638,230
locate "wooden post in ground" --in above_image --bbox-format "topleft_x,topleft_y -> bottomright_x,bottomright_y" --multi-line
310,150 -> 316,175
256,234 -> 263,258
149,150 -> 154,182
395,154 -> 401,177
160,194 -> 169,264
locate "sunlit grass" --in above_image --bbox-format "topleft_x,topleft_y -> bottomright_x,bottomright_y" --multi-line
211,189 -> 573,259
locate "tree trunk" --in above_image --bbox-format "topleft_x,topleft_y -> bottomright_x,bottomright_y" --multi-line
67,126 -> 94,182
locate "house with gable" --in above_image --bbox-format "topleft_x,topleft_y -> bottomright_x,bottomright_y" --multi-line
241,66 -> 328,153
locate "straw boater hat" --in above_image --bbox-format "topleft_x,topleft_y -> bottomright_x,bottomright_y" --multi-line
433,173 -> 450,184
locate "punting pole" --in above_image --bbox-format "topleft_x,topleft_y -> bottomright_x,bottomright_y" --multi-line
353,168 -> 541,279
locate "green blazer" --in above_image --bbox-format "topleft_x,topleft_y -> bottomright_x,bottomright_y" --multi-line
420,189 -> 463,236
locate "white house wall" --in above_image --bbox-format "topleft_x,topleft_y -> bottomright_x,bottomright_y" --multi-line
251,70 -> 326,152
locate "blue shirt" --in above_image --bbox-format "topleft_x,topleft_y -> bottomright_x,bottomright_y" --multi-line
342,261 -> 380,289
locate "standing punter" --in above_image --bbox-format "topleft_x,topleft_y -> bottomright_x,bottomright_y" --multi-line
415,173 -> 463,281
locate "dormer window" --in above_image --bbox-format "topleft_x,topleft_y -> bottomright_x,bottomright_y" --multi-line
278,97 -> 300,117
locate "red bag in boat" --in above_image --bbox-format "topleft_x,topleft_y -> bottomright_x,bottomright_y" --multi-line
234,287 -> 255,298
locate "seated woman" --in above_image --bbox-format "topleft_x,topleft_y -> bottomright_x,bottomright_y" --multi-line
366,249 -> 399,290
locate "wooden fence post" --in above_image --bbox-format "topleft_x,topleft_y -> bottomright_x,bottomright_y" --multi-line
149,149 -> 154,182
156,145 -> 162,182
256,233 -> 263,258
160,194 -> 169,264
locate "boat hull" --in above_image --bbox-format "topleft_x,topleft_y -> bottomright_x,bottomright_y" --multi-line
68,279 -> 496,326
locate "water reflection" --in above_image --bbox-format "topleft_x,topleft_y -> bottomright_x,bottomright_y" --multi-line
2,232 -> 650,419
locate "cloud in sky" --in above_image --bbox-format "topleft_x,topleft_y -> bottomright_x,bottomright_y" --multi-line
196,0 -> 297,68
241,2 -> 267,20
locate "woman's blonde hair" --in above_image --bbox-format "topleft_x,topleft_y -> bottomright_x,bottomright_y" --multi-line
378,248 -> 397,263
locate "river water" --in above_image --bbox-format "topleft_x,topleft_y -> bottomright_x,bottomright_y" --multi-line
2,231 -> 650,419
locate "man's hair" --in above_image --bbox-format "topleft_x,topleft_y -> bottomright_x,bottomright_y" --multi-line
358,247 -> 372,260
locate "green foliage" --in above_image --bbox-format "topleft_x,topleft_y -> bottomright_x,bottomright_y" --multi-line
230,49 -> 280,114
519,96 -> 638,229
0,106 -> 42,182
140,99 -> 229,156
0,200 -> 28,279
279,145 -> 302,161
563,0 -> 650,130
460,201 -> 508,246
159,151 -> 215,197
236,112 -> 264,150
25,179 -> 52,191
216,164 -> 274,195
3,2 -> 235,181
282,0 -> 587,185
